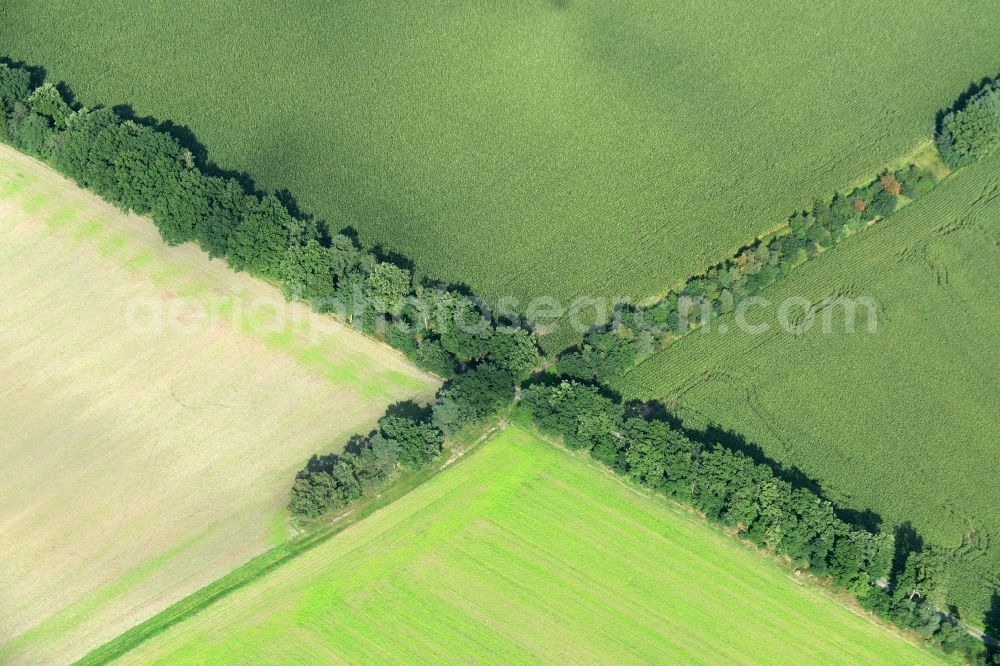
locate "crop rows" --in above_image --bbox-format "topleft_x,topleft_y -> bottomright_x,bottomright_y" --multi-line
4,1 -> 1000,349
117,426 -> 943,664
617,151 -> 1000,619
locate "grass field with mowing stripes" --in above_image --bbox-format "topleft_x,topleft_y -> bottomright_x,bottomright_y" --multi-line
115,425 -> 946,665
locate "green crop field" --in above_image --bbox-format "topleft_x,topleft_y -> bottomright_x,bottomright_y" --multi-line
617,150 -> 1000,620
3,1 -> 1000,348
111,425 -> 944,665
0,145 -> 439,664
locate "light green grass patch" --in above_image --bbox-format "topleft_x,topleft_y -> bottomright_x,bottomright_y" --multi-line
20,191 -> 49,214
175,279 -> 207,298
72,218 -> 103,242
43,206 -> 74,229
115,425 -> 945,665
149,262 -> 184,288
98,232 -> 126,257
0,172 -> 30,199
123,248 -> 155,273
267,510 -> 291,548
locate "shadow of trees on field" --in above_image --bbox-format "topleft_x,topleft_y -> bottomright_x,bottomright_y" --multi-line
0,56 -> 46,88
985,592 -> 1000,656
384,399 -> 432,422
935,72 -> 1000,134
663,413 -> 886,535
112,103 -> 260,189
684,422 -> 826,493
890,522 -> 923,589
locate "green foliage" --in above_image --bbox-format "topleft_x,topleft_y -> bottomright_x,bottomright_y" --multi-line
196,176 -> 255,259
384,323 -> 419,359
555,329 -> 638,383
278,239 -> 338,304
486,327 -> 542,380
438,299 -> 493,362
413,338 -> 459,379
288,469 -> 344,518
364,262 -> 411,314
868,186 -> 898,218
897,165 -> 938,198
432,363 -> 515,433
0,63 -> 31,114
7,109 -> 53,157
521,381 -> 623,451
288,415 -> 443,518
621,417 -> 697,499
287,444 -> 390,518
938,80 -> 1000,167
26,81 -> 71,128
862,582 -> 990,664
377,415 -> 443,469
228,194 -> 304,279
620,152 -> 1000,621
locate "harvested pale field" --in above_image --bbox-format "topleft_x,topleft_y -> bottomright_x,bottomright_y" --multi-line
0,145 -> 439,664
118,426 -> 945,665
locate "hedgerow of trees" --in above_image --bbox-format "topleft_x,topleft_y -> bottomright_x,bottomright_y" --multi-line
0,58 -> 535,520
0,61 -> 539,379
289,412 -> 445,517
555,163 -> 939,384
2,59 -> 997,663
520,380 -> 996,663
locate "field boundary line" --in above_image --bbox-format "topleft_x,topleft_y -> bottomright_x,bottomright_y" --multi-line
625,139 -> 950,376
514,422 -> 962,661
75,420 -> 508,665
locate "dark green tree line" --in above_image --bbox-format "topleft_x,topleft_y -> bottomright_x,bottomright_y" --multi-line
2,58 -> 996,662
520,380 -> 994,663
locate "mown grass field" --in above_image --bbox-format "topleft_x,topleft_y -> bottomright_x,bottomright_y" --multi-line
113,425 -> 946,664
0,145 -> 439,664
3,2 -> 1000,348
617,150 -> 1000,620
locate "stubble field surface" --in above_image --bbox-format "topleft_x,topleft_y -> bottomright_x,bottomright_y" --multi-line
0,145 -> 439,663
